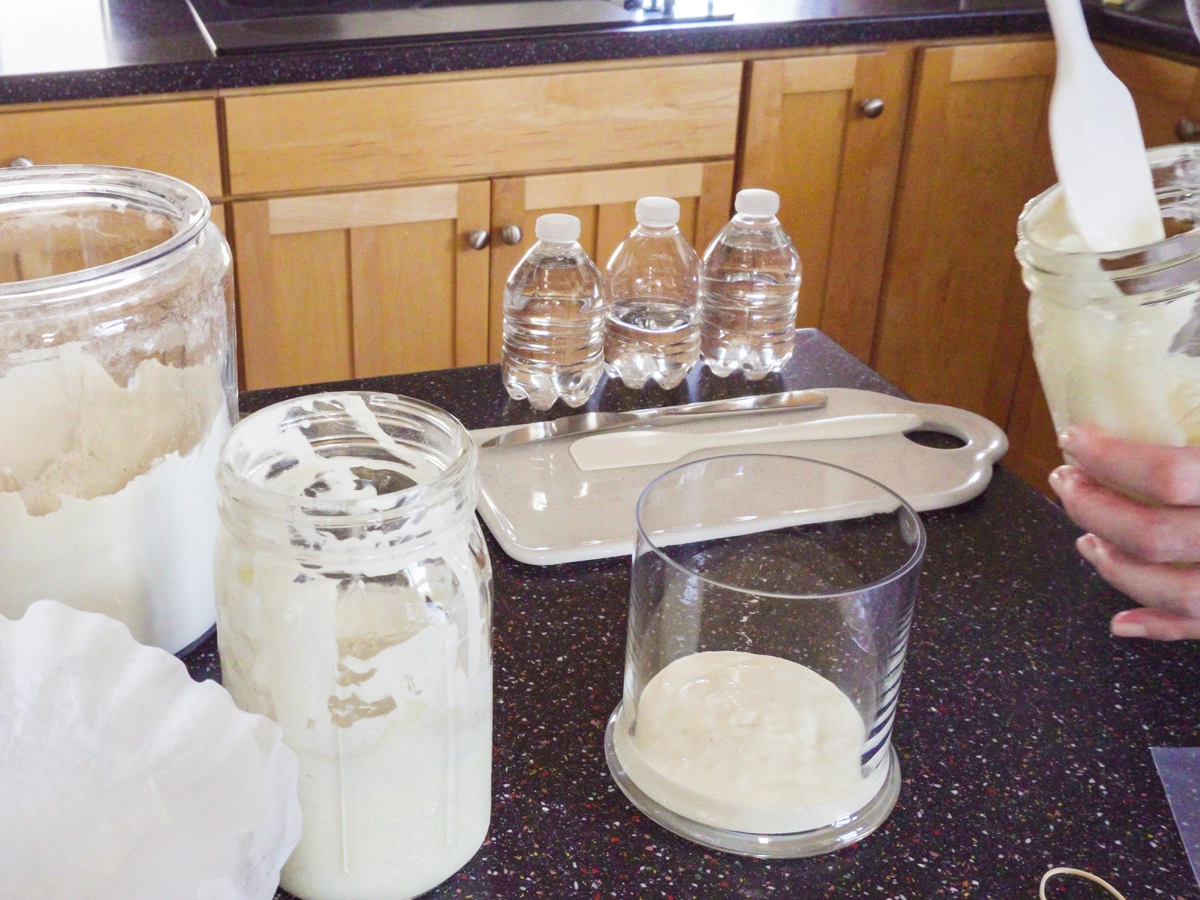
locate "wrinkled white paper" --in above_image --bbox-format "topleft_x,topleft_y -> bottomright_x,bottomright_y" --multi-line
0,600 -> 302,900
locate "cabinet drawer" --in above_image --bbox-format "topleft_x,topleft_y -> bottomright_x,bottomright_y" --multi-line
224,62 -> 742,195
0,99 -> 223,199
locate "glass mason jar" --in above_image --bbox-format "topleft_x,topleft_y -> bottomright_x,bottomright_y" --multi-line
0,165 -> 235,654
605,455 -> 924,858
214,392 -> 493,900
1018,143 -> 1200,447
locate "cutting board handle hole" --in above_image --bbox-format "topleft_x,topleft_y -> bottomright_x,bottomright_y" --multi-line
904,429 -> 967,450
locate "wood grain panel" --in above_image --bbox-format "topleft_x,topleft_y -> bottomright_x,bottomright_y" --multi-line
233,201 -> 354,389
269,183 -> 458,234
225,63 -> 742,195
1003,340 -> 1061,498
782,54 -> 857,93
524,163 -> 704,211
455,180 -> 492,366
777,88 -> 849,329
1099,42 -> 1196,106
740,48 -> 911,356
352,219 -> 456,378
820,44 -> 915,362
488,177 -> 526,364
948,39 -> 1055,83
740,59 -> 785,190
0,99 -> 223,198
874,44 -> 1056,429
695,160 -> 735,254
1098,43 -> 1199,148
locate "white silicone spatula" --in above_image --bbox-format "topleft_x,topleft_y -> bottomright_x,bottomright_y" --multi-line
1045,0 -> 1164,252
568,413 -> 924,471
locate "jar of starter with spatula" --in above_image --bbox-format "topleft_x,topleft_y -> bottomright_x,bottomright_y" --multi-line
1021,0 -> 1200,449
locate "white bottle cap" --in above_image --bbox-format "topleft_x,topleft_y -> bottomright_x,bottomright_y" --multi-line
635,196 -> 680,228
535,213 -> 581,243
735,188 -> 780,218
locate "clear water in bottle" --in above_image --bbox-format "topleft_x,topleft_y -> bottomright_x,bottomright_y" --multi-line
502,213 -> 606,411
700,189 -> 801,381
604,197 -> 701,391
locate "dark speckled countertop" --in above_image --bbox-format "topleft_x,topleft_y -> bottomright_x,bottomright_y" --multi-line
185,330 -> 1200,900
0,0 -> 1114,107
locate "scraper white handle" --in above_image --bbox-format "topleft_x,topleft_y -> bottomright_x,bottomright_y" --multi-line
569,413 -> 925,471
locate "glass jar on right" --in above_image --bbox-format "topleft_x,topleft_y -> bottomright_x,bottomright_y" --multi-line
1017,143 -> 1200,448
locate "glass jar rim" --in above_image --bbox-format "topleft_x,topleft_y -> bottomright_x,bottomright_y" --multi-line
634,453 -> 926,601
218,391 -> 476,527
1016,143 -> 1200,278
0,165 -> 210,304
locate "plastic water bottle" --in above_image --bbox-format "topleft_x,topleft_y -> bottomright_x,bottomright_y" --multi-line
699,189 -> 802,381
502,213 -> 606,410
604,196 -> 701,391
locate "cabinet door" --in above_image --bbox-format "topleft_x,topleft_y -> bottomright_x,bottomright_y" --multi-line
874,40 -> 1057,453
486,160 -> 735,362
1099,43 -> 1200,148
232,181 -> 490,389
738,45 -> 914,362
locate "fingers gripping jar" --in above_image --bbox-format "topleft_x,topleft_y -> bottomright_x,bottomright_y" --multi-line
214,392 -> 493,900
0,166 -> 235,654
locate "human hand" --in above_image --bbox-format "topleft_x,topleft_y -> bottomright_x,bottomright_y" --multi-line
1048,425 -> 1200,640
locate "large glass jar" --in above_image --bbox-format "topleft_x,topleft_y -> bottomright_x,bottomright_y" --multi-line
214,392 -> 493,900
0,165 -> 235,654
1018,143 -> 1200,447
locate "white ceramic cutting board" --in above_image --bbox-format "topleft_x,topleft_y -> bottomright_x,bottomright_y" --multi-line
472,388 -> 1007,565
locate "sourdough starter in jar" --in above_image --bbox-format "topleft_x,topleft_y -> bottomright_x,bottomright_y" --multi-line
215,392 -> 492,900
1018,144 -> 1200,446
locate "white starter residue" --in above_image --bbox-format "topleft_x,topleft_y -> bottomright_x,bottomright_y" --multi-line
613,650 -> 887,834
215,394 -> 491,900
1026,190 -> 1200,446
0,345 -> 228,653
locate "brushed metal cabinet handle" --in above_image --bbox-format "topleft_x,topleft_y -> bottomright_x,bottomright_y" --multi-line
8,156 -> 34,167
858,98 -> 885,119
500,224 -> 523,245
467,228 -> 490,250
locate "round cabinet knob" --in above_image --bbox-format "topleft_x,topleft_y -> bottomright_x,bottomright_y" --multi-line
8,156 -> 34,167
467,228 -> 490,250
500,224 -> 523,246
858,98 -> 885,119
1178,118 -> 1200,142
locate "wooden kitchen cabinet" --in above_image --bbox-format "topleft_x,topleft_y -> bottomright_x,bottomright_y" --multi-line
231,180 -> 490,390
232,158 -> 735,387
873,38 -> 1059,487
0,97 -> 223,199
485,159 -> 735,362
223,58 -> 741,386
738,44 -> 914,362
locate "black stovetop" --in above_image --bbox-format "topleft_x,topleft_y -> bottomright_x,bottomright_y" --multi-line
185,0 -> 731,55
